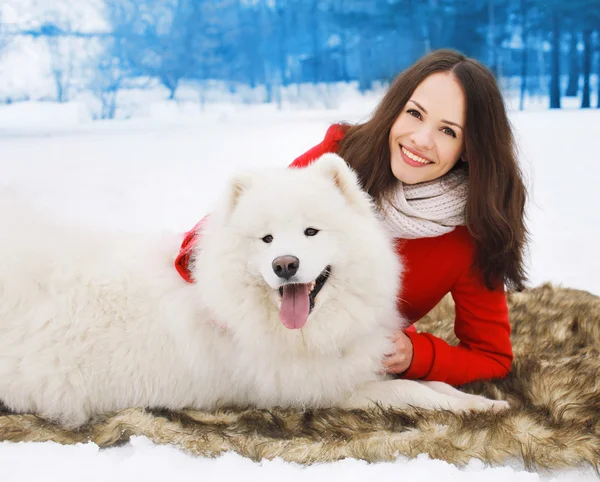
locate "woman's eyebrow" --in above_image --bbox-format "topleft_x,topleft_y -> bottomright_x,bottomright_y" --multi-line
408,99 -> 464,131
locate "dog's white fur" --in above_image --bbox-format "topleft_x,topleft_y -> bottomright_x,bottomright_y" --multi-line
0,155 -> 506,428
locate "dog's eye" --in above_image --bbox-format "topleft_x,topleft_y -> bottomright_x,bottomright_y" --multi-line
262,234 -> 273,244
304,228 -> 319,237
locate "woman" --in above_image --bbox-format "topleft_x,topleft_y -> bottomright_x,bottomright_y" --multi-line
290,49 -> 528,386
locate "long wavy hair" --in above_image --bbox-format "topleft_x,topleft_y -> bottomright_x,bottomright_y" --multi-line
336,49 -> 528,292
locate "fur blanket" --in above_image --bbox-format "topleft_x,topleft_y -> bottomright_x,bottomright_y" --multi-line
1,283 -> 598,470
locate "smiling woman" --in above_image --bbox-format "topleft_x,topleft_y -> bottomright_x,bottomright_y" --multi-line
389,72 -> 466,185
290,49 -> 529,386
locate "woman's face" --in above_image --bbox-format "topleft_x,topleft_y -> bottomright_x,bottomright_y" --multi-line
389,72 -> 466,185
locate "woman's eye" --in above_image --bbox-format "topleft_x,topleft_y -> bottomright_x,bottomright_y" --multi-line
262,234 -> 273,243
304,228 -> 319,237
442,127 -> 457,138
407,109 -> 422,119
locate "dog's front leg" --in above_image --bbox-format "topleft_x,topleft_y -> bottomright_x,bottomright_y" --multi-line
338,379 -> 505,413
418,381 -> 509,411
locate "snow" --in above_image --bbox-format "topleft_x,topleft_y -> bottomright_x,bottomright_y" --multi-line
0,94 -> 599,481
1,436 -> 598,482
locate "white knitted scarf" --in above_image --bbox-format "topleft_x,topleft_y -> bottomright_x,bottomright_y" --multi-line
378,169 -> 469,239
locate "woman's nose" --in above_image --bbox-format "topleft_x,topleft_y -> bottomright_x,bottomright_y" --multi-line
410,125 -> 435,151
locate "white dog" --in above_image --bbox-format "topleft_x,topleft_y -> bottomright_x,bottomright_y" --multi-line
0,154 -> 506,428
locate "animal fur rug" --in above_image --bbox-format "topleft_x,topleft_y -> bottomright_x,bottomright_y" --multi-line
1,283 -> 598,471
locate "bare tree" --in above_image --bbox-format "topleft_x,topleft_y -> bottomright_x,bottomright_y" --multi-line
549,10 -> 561,108
153,0 -> 195,99
88,35 -> 133,120
0,12 -> 12,57
519,0 -> 529,111
597,31 -> 600,108
580,28 -> 592,107
565,30 -> 580,97
120,0 -> 196,100
88,0 -> 159,118
41,22 -> 76,103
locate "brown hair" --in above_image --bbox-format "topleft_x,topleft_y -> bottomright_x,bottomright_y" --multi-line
336,49 -> 528,292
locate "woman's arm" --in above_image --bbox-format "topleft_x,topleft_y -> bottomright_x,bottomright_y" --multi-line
289,125 -> 346,168
402,268 -> 513,386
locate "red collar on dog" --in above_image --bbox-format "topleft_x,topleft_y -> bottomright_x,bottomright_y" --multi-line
174,217 -> 208,283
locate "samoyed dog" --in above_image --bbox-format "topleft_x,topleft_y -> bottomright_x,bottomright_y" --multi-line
0,154 -> 507,428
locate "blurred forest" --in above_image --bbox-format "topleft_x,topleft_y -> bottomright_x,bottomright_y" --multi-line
1,0 -> 599,117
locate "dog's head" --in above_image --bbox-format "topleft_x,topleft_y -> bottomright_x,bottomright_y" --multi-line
195,154 -> 402,346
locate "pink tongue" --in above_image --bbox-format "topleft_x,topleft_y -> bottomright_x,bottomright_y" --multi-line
279,284 -> 310,330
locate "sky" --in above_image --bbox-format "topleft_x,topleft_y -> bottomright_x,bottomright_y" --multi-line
0,94 -> 599,481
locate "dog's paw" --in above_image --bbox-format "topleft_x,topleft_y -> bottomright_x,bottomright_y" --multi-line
488,399 -> 510,412
464,397 -> 509,412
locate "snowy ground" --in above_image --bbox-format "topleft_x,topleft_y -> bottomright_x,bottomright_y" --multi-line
0,97 -> 599,481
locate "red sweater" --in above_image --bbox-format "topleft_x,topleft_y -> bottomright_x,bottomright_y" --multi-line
290,125 -> 513,386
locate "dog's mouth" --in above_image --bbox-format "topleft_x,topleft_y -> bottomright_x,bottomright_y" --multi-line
277,265 -> 331,330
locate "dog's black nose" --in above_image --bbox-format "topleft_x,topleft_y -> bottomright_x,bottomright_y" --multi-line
272,255 -> 300,280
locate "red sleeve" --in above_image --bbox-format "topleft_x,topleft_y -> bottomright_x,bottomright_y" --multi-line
289,124 -> 347,168
402,266 -> 513,386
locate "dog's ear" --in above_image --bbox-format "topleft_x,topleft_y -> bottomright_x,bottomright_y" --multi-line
224,171 -> 253,218
313,154 -> 374,216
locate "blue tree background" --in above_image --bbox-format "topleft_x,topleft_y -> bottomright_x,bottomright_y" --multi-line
1,0 -> 599,118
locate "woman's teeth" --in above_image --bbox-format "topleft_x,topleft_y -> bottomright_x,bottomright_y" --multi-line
402,146 -> 431,164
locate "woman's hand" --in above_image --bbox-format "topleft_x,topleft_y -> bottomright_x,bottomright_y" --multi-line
383,330 -> 414,375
